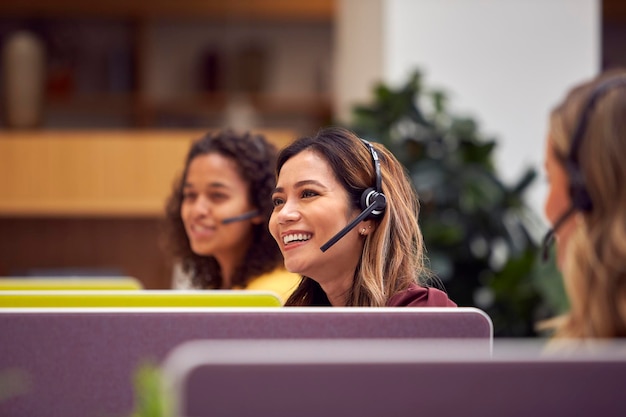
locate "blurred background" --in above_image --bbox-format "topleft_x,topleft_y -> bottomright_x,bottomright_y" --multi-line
0,0 -> 623,335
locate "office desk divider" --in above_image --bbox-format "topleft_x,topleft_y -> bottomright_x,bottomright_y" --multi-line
0,289 -> 282,307
0,276 -> 144,290
162,338 -> 626,417
0,306 -> 490,417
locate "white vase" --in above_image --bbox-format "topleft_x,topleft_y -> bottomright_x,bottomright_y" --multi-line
2,30 -> 46,129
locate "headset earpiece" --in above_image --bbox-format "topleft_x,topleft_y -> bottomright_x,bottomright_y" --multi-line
570,185 -> 593,212
360,188 -> 387,219
565,160 -> 593,212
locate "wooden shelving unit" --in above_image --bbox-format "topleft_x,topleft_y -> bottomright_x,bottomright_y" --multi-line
1,0 -> 335,130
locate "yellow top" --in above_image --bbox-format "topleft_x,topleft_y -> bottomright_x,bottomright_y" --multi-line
237,269 -> 301,305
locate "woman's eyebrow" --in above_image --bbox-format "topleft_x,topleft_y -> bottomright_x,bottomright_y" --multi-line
183,181 -> 230,191
272,179 -> 326,195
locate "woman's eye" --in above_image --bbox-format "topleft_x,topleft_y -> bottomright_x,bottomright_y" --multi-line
209,193 -> 228,202
272,197 -> 285,207
302,189 -> 318,198
182,192 -> 196,201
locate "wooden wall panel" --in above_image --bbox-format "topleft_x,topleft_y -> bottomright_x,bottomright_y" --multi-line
0,129 -> 294,216
0,217 -> 173,289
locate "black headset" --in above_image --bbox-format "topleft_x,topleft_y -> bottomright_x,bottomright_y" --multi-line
359,139 -> 387,219
319,138 -> 387,252
541,76 -> 626,261
565,76 -> 626,212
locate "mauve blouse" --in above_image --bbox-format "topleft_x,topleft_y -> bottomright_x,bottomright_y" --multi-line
386,283 -> 457,307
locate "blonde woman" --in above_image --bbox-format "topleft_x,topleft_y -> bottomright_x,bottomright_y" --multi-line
542,70 -> 626,338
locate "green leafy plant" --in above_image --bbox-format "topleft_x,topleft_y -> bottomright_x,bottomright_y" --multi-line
0,368 -> 30,404
349,70 -> 566,336
129,362 -> 171,417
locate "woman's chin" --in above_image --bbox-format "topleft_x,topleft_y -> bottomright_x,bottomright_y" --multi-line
284,259 -> 307,276
190,243 -> 214,257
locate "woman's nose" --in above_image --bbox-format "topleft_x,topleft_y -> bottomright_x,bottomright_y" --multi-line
277,200 -> 301,224
191,196 -> 211,217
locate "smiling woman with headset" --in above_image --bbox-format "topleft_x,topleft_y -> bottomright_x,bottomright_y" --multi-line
269,127 -> 457,307
163,130 -> 299,302
542,69 -> 626,338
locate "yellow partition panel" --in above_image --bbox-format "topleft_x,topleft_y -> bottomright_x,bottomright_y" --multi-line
0,277 -> 143,290
0,290 -> 282,308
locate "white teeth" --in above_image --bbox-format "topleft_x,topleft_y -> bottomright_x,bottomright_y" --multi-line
283,233 -> 312,244
192,224 -> 211,232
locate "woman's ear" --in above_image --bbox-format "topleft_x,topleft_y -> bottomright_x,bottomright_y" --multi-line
359,219 -> 375,236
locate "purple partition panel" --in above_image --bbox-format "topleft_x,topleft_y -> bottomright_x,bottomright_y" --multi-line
163,339 -> 626,417
0,307 -> 490,417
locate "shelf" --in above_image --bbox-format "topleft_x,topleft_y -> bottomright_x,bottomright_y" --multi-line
44,92 -> 332,119
0,0 -> 335,21
44,93 -> 138,115
0,129 -> 295,217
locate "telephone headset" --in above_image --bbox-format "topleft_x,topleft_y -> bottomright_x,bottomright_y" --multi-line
541,76 -> 626,260
320,139 -> 387,252
222,210 -> 259,224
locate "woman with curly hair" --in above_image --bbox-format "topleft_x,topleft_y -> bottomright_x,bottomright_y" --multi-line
164,130 -> 299,302
542,69 -> 626,338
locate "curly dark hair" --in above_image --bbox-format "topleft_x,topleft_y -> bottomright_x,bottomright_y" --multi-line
163,130 -> 283,289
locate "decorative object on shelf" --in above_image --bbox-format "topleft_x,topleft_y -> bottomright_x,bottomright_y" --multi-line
199,46 -> 224,93
224,93 -> 259,131
1,30 -> 46,129
350,70 -> 566,337
235,42 -> 268,93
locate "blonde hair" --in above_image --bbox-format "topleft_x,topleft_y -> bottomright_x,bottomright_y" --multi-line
547,70 -> 626,338
280,127 -> 429,306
